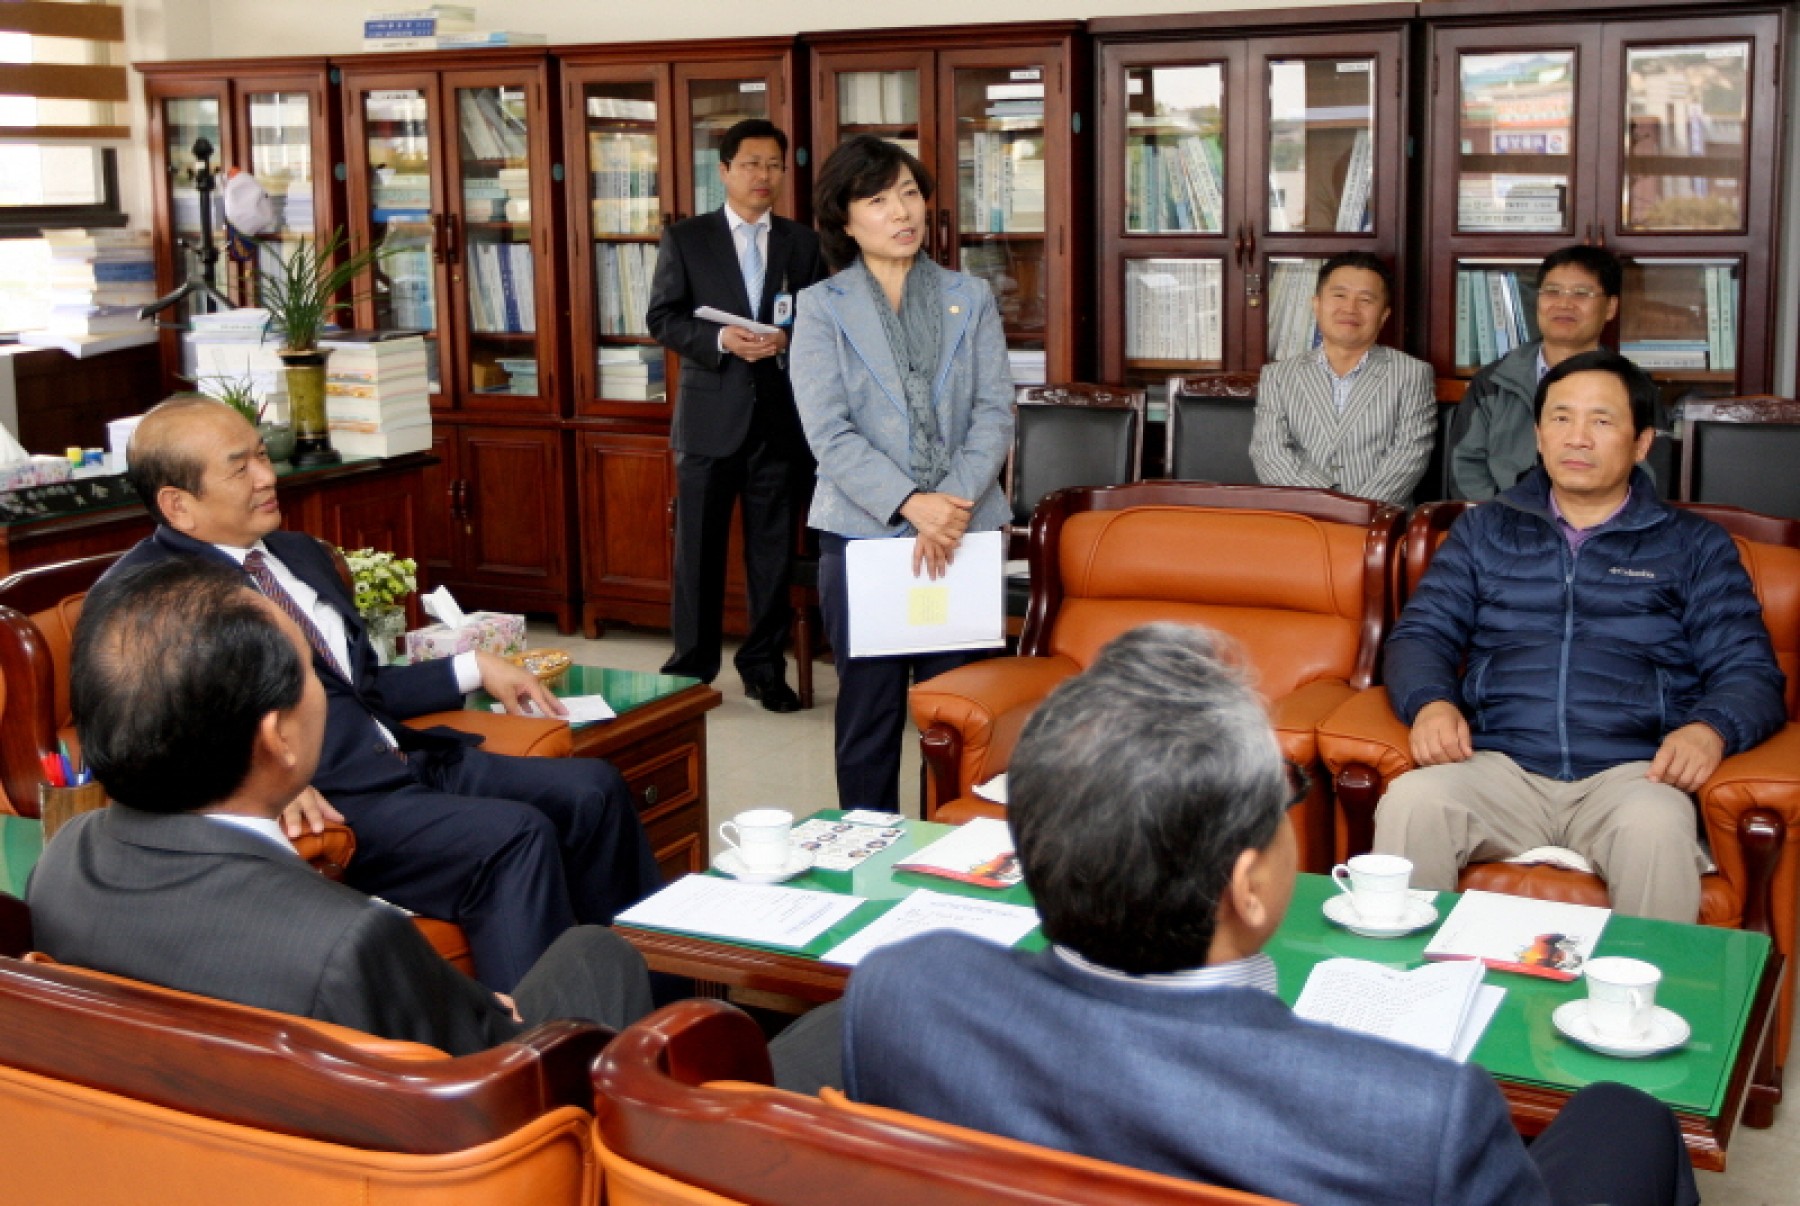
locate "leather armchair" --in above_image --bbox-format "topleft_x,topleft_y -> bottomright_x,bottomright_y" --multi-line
591,999 -> 1289,1206
911,482 -> 1403,873
1317,501 -> 1800,1124
0,899 -> 608,1206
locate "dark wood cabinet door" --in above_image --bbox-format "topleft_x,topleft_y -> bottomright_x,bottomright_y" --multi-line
578,429 -> 675,634
459,425 -> 566,589
314,473 -> 421,565
417,429 -> 462,580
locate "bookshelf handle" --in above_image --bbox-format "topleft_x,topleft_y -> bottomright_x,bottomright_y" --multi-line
1233,223 -> 1246,267
430,214 -> 445,264
661,212 -> 673,230
444,213 -> 462,264
1244,225 -> 1257,264
937,208 -> 953,268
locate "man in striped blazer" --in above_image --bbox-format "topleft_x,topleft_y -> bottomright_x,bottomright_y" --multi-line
1250,253 -> 1435,505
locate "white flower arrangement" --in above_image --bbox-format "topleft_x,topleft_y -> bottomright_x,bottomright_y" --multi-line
340,547 -> 418,620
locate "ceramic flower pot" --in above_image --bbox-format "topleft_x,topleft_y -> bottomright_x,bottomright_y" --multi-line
280,348 -> 341,467
258,421 -> 296,466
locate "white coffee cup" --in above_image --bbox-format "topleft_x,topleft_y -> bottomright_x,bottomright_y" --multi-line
1584,956 -> 1661,1040
1330,853 -> 1413,923
719,808 -> 794,871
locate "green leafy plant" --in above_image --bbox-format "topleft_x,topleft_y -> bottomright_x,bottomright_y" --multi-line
257,227 -> 390,353
340,547 -> 418,620
199,371 -> 268,426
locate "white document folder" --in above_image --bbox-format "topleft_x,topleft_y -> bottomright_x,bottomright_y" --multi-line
845,530 -> 1005,658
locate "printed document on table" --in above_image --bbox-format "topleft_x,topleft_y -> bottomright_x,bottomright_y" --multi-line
616,876 -> 865,949
694,306 -> 780,336
820,888 -> 1039,966
1294,957 -> 1503,1062
845,530 -> 1004,658
496,694 -> 617,726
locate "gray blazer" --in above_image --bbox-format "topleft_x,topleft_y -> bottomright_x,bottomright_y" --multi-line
1250,344 -> 1436,505
790,263 -> 1013,537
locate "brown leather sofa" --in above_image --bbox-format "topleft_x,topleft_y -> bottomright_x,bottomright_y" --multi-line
0,547 -> 568,974
591,999 -> 1290,1206
910,482 -> 1403,873
1317,501 -> 1800,1125
0,893 -> 607,1206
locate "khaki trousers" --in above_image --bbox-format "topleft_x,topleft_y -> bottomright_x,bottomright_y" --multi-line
1373,751 -> 1707,923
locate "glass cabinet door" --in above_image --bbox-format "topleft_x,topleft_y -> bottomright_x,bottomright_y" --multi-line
243,88 -> 317,306
1618,42 -> 1749,234
681,75 -> 772,219
1124,257 -> 1224,372
454,81 -> 540,401
950,63 -> 1048,383
835,67 -> 924,160
1455,50 -> 1579,235
1123,64 -> 1226,235
1266,58 -> 1375,235
355,85 -> 441,394
160,94 -> 227,314
1617,256 -> 1739,383
581,74 -> 667,409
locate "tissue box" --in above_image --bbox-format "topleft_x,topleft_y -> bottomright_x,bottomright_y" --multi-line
0,456 -> 74,493
404,611 -> 527,661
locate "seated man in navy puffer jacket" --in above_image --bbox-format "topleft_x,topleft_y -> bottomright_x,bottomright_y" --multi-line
1376,349 -> 1786,922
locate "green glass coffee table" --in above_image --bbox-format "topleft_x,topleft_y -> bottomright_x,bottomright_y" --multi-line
0,815 -> 43,899
615,811 -> 1781,1171
470,664 -> 721,884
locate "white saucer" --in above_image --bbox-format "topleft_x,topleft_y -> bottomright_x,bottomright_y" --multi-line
712,847 -> 814,885
1552,1000 -> 1690,1058
1322,893 -> 1439,938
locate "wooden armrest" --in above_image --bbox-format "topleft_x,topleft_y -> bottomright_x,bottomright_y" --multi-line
409,710 -> 572,758
1315,687 -> 1414,782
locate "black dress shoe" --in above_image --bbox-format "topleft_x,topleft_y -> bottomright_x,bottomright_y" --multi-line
744,677 -> 802,713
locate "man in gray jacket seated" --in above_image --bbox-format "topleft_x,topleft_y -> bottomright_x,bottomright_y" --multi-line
844,622 -> 1698,1206
1450,245 -> 1620,500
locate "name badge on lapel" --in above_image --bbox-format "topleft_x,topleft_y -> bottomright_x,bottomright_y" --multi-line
772,292 -> 794,327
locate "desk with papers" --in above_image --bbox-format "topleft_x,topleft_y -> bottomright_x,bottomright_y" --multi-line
613,811 -> 1780,1171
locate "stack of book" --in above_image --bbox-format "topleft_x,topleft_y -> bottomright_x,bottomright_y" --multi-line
597,347 -> 666,401
495,356 -> 538,395
1455,267 -> 1542,369
1266,259 -> 1324,362
319,332 -> 432,457
1457,180 -> 1566,233
186,309 -> 286,409
42,229 -> 156,337
1126,259 -> 1221,364
588,131 -> 660,234
362,4 -> 474,52
1006,348 -> 1046,386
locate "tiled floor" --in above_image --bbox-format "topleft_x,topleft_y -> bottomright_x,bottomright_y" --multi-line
538,621 -> 1798,1202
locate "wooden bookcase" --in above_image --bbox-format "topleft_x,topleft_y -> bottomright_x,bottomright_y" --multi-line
1418,0 -> 1789,399
1091,7 -> 1415,399
807,23 -> 1090,386
558,38 -> 801,637
137,58 -> 343,396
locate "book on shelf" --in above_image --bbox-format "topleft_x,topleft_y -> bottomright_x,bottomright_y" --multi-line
1333,129 -> 1374,233
1007,348 -> 1047,386
1125,260 -> 1221,364
587,96 -> 656,122
436,30 -> 545,47
457,91 -> 528,162
588,131 -> 660,234
1294,957 -> 1504,1063
596,242 -> 658,337
1126,135 -> 1224,234
1422,889 -> 1609,982
467,242 -> 537,334
1620,341 -> 1712,371
893,818 -> 1023,890
1267,260 -> 1323,362
327,426 -> 435,459
597,346 -> 666,401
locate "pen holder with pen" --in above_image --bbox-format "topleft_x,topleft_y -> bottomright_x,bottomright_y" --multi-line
39,780 -> 108,842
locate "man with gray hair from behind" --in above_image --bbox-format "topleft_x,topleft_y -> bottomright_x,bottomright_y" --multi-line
842,622 -> 1697,1206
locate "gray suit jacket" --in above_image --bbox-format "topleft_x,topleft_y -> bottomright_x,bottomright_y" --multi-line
27,806 -> 519,1055
846,934 -> 1551,1206
1250,344 -> 1436,505
789,263 -> 1013,537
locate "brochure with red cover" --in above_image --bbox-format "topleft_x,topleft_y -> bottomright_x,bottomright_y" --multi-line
895,818 -> 1022,889
1423,890 -> 1611,981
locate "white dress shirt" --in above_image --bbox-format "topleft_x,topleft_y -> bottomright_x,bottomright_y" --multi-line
1053,946 -> 1281,995
213,541 -> 482,747
716,204 -> 771,353
204,812 -> 299,856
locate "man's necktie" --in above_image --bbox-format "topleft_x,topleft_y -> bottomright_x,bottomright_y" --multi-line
244,550 -> 347,680
741,223 -> 765,319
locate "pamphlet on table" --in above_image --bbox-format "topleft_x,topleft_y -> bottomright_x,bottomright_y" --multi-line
615,876 -> 864,949
1424,890 -> 1610,981
895,817 -> 1022,888
791,817 -> 906,871
820,888 -> 1040,967
1295,957 -> 1504,1062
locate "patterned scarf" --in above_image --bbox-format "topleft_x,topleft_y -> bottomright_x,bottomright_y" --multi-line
861,256 -> 949,491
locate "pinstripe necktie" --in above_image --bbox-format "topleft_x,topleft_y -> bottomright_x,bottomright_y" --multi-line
244,550 -> 347,680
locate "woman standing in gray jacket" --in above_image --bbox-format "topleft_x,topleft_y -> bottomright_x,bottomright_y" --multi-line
790,135 -> 1014,812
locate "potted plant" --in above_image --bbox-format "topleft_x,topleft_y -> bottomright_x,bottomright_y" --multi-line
202,370 -> 295,465
341,546 -> 418,664
256,227 -> 389,467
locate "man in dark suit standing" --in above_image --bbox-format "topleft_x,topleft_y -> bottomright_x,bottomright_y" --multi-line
646,118 -> 827,712
107,397 -> 659,994
845,623 -> 1698,1206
